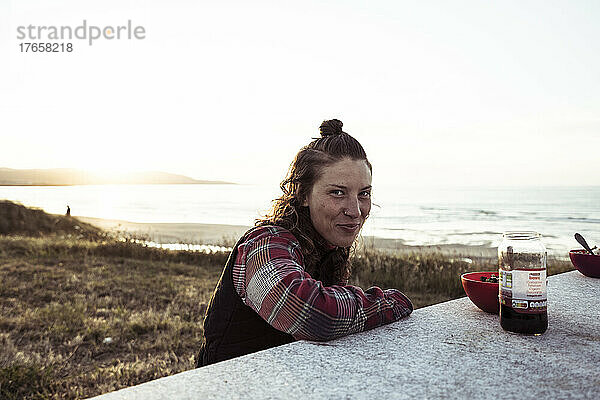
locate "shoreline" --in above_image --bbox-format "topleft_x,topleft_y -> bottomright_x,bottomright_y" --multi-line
77,216 -> 498,259
77,216 -> 249,246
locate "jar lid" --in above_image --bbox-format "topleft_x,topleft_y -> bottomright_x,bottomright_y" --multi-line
503,231 -> 541,240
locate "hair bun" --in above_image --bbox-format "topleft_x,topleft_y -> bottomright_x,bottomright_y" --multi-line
319,119 -> 344,137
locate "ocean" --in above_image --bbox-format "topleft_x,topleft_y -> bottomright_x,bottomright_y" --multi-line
1,184 -> 598,255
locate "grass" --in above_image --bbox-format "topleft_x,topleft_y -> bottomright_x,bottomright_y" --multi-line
0,200 -> 104,241
0,235 -> 224,399
0,201 -> 574,399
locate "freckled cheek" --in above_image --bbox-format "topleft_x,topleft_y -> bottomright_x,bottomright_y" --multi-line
361,202 -> 371,219
319,200 -> 339,214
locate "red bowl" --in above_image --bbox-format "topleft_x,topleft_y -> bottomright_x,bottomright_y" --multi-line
461,271 -> 499,314
569,249 -> 600,278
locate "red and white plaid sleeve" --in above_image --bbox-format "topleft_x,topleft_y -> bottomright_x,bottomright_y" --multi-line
232,226 -> 413,341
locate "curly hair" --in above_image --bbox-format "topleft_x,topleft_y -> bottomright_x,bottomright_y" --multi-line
256,119 -> 372,286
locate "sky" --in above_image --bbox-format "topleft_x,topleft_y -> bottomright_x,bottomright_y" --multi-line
1,0 -> 599,187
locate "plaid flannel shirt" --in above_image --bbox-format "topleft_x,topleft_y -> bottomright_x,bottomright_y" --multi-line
232,225 -> 413,341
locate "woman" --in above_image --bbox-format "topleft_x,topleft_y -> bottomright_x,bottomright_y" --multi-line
197,119 -> 412,367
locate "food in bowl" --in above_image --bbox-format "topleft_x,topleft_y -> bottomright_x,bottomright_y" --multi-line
480,274 -> 499,283
569,249 -> 600,278
461,271 -> 500,314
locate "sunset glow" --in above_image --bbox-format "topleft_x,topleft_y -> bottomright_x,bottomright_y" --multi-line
1,0 -> 599,186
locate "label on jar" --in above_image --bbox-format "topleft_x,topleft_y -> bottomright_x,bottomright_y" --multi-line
500,269 -> 547,313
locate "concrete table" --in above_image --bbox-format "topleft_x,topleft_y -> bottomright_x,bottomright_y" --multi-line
91,271 -> 600,399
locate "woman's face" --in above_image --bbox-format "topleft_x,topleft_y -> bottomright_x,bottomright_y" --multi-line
303,157 -> 372,247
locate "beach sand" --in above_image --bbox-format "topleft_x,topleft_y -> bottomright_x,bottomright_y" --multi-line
78,216 -> 498,259
78,216 -> 249,246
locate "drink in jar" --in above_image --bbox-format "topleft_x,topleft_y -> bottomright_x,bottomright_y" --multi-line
499,231 -> 548,334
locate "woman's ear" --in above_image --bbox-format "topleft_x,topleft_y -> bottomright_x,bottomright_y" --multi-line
301,194 -> 309,207
297,187 -> 309,207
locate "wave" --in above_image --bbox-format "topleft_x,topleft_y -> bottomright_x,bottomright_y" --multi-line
476,210 -> 498,215
541,233 -> 559,239
447,231 -> 502,236
420,206 -> 500,217
566,217 -> 600,223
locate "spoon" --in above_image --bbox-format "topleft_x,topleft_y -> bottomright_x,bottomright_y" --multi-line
574,233 -> 595,256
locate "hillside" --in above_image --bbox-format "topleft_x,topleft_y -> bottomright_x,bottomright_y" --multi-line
0,168 -> 232,186
0,200 -> 105,239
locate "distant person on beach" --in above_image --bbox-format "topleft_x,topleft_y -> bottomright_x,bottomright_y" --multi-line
197,119 -> 413,367
66,205 -> 71,217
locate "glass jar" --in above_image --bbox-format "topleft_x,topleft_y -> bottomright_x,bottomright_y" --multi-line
498,231 -> 548,334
